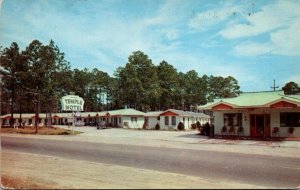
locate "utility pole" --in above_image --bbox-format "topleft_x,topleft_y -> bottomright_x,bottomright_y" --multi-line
271,79 -> 279,91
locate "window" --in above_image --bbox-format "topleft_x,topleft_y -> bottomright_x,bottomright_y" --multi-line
280,112 -> 300,127
131,117 -> 137,122
172,116 -> 176,125
157,116 -> 160,120
165,116 -> 169,125
119,117 -> 121,124
224,113 -> 242,127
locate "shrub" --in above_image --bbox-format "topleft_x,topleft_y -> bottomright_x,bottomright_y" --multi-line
204,122 -> 210,136
155,123 -> 160,130
143,122 -> 148,129
177,122 -> 185,131
191,123 -> 197,130
196,121 -> 201,131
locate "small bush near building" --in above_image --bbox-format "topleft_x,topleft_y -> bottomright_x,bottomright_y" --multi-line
191,123 -> 197,130
198,122 -> 211,136
196,121 -> 201,130
155,123 -> 160,130
143,122 -> 148,129
204,122 -> 210,136
177,122 -> 185,131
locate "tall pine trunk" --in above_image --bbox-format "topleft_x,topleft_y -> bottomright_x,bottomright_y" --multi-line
10,88 -> 14,128
34,92 -> 40,133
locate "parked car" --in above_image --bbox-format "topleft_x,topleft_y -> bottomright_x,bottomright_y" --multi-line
75,121 -> 85,126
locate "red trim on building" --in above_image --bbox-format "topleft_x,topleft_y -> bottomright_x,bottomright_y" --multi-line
52,115 -> 60,119
2,116 -> 11,119
160,111 -> 178,116
270,101 -> 297,108
212,103 -> 233,111
31,116 -> 41,119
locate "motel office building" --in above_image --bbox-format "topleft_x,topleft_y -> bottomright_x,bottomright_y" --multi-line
198,91 -> 300,138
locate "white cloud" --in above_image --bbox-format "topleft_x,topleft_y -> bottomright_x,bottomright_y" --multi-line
233,21 -> 300,56
220,0 -> 300,39
1,0 -> 190,69
270,21 -> 300,56
233,42 -> 273,56
223,0 -> 300,56
0,0 -> 3,13
188,4 -> 241,31
2,0 -> 299,93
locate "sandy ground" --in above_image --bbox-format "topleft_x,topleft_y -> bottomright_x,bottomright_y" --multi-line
1,151 -> 271,189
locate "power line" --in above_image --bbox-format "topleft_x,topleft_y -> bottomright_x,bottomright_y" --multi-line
271,79 -> 279,91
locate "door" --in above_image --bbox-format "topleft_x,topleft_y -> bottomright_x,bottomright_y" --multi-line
250,114 -> 270,138
114,117 -> 118,127
255,115 -> 264,137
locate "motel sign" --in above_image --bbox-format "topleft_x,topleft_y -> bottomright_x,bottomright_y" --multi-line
61,95 -> 84,111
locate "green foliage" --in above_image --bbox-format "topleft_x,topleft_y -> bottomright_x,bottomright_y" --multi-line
113,51 -> 161,111
191,123 -> 197,130
207,75 -> 241,101
1,42 -> 242,116
177,122 -> 185,131
0,42 -> 27,127
157,61 -> 179,110
196,121 -> 201,130
282,81 -> 300,95
155,123 -> 160,130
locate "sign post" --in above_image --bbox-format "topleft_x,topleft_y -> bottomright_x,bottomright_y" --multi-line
61,95 -> 84,135
72,111 -> 75,135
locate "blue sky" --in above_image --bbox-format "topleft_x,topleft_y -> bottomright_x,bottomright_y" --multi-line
1,0 -> 299,92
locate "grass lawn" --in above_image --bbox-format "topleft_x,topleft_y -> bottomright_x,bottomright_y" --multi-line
0,126 -> 82,135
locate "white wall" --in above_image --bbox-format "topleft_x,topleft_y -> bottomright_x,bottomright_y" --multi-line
213,110 -> 249,136
148,117 -> 160,129
213,108 -> 300,137
157,116 -> 210,130
159,116 -> 168,130
269,108 -> 300,137
121,116 -> 144,129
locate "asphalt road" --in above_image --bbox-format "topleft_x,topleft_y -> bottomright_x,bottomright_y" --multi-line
2,136 -> 300,188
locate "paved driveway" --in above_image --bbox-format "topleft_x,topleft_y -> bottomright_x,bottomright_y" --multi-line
2,125 -> 299,158
50,125 -> 300,158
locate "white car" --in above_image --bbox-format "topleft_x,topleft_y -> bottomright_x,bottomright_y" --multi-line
74,121 -> 85,126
